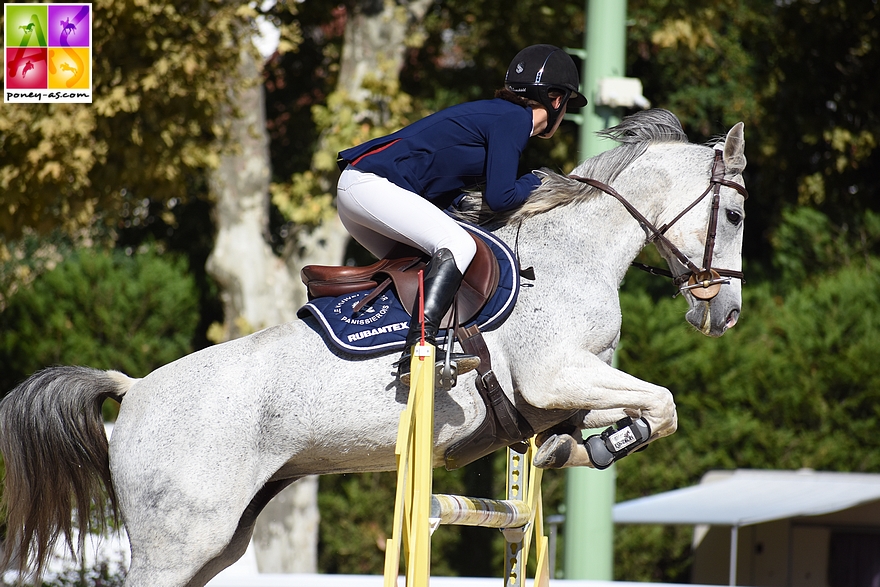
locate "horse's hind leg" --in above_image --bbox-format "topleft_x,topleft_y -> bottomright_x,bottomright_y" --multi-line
122,478 -> 296,587
183,478 -> 297,587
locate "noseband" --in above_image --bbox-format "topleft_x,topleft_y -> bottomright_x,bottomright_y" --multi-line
568,149 -> 749,300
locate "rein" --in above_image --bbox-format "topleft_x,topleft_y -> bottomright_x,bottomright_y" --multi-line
568,149 -> 749,300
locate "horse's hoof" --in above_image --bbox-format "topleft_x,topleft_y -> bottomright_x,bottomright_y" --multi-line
533,434 -> 573,469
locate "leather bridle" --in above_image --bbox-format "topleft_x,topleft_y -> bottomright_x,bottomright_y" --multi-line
568,149 -> 749,300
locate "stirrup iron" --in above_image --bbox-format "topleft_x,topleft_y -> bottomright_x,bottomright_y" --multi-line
397,340 -> 480,387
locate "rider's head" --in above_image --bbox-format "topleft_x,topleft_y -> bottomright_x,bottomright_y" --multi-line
503,44 -> 587,138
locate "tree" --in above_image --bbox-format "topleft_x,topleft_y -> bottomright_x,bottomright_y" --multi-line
0,245 -> 199,399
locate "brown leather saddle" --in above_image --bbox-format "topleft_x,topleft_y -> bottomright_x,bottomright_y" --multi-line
301,234 -> 499,325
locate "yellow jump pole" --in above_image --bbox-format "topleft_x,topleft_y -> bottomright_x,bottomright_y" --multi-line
383,270 -> 549,587
527,438 -> 550,587
502,441 -> 550,587
407,340 -> 435,587
384,271 -> 435,587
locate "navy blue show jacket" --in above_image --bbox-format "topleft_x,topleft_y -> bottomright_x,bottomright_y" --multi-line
337,98 -> 541,212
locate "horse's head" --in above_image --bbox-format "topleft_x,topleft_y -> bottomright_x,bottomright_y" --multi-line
656,122 -> 747,337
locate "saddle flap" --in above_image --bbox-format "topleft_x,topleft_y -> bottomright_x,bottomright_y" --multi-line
450,235 -> 500,326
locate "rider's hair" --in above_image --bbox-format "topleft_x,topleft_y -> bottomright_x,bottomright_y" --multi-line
495,87 -> 564,110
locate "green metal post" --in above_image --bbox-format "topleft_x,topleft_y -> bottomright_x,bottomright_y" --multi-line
563,463 -> 616,579
562,0 -> 628,581
581,0 -> 627,159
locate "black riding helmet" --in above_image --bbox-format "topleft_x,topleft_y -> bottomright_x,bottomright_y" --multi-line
504,44 -> 587,137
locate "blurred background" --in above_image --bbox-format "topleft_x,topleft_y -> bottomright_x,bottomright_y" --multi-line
1,0 -> 878,583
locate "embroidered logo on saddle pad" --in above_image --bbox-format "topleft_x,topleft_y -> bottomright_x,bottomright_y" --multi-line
297,223 -> 520,355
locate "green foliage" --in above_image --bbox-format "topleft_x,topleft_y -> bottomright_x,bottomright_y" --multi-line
317,471 -> 396,575
772,206 -> 880,285
628,0 -> 771,138
766,0 -> 879,218
0,232 -> 75,312
627,0 -> 879,269
0,245 -> 199,395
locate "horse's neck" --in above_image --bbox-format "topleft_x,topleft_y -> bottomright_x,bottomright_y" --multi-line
502,179 -> 654,289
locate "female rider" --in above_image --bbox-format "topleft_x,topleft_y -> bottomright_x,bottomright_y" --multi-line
336,44 -> 587,381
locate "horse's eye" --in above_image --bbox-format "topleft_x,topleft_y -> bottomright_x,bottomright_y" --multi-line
726,210 -> 743,225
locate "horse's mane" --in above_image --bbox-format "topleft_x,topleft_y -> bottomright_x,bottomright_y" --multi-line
454,108 -> 690,226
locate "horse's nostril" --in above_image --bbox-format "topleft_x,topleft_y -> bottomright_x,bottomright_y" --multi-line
726,309 -> 740,329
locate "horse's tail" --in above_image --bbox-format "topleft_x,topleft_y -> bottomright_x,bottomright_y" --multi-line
0,366 -> 136,580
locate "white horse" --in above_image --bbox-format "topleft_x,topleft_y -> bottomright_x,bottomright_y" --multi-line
0,109 -> 747,587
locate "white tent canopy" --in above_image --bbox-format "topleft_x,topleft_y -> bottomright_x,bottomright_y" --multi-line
613,468 -> 880,527
612,469 -> 880,586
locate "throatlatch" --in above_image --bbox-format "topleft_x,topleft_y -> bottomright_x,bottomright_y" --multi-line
585,416 -> 651,470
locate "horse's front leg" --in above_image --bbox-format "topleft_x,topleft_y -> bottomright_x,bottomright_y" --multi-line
522,353 -> 678,469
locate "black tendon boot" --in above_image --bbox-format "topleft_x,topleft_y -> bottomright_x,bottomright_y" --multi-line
396,248 -> 479,385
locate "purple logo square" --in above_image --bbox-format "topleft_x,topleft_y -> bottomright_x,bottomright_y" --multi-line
47,4 -> 90,47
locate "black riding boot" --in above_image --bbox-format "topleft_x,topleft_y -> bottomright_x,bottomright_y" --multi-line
396,248 -> 479,384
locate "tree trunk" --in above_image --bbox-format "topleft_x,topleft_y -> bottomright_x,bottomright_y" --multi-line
338,0 -> 433,97
206,43 -> 323,574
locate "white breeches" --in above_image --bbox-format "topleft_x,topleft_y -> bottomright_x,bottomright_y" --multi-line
336,166 -> 477,273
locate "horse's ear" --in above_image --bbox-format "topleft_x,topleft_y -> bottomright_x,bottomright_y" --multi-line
723,122 -> 746,174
